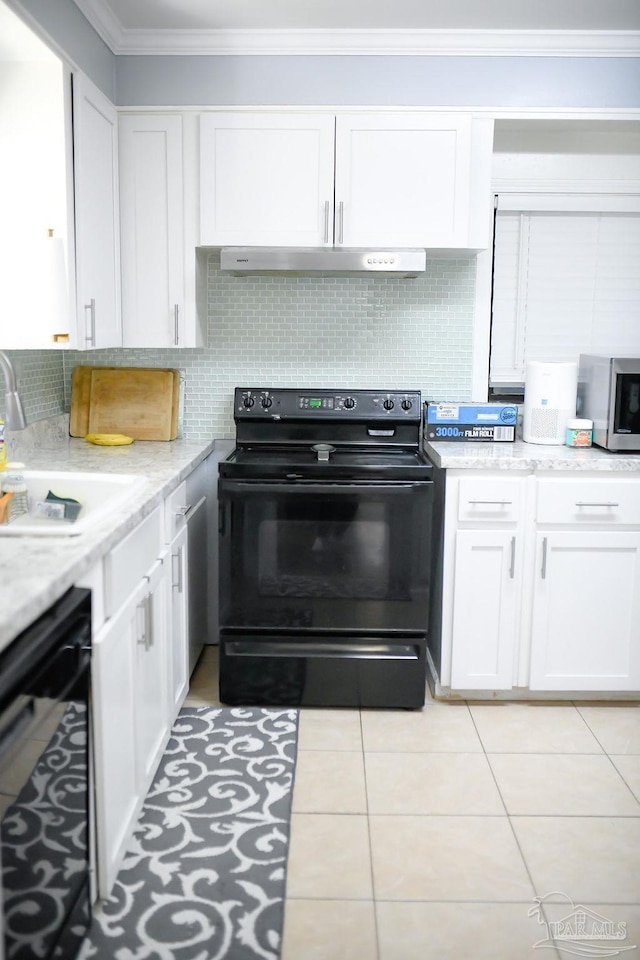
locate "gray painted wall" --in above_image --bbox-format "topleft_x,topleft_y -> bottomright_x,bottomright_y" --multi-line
8,0 -> 640,108
7,0 -> 116,97
117,54 -> 640,109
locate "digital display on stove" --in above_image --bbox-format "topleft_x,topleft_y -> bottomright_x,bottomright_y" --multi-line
299,397 -> 334,410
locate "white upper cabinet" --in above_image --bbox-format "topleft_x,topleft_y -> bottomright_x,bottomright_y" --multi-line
337,114 -> 471,248
0,7 -> 74,350
119,113 -> 204,347
72,72 -> 122,348
200,112 -> 335,246
200,111 -> 493,249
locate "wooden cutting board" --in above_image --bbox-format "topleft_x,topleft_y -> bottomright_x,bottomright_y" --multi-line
70,366 -> 180,440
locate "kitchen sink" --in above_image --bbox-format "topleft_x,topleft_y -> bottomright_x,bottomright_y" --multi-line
0,470 -> 148,537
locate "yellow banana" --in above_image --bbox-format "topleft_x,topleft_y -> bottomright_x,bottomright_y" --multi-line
85,433 -> 135,446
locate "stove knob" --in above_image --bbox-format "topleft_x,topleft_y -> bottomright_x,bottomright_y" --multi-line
261,396 -> 273,409
401,398 -> 413,411
242,396 -> 255,409
383,398 -> 395,411
344,397 -> 356,409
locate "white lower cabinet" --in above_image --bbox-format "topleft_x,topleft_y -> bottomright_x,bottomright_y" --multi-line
168,528 -> 189,713
441,470 -> 640,696
93,564 -> 170,896
92,505 -> 172,897
529,530 -> 640,691
450,530 -> 520,689
92,583 -> 139,896
442,473 -> 525,692
133,558 -> 170,785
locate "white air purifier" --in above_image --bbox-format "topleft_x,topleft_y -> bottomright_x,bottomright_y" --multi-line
523,361 -> 578,445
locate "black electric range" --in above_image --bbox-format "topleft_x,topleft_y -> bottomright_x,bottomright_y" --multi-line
217,388 -> 434,708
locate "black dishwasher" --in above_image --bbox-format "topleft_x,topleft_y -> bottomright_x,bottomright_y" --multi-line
0,587 -> 92,960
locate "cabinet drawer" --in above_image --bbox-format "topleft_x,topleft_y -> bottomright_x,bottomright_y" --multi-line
536,479 -> 640,526
458,477 -> 523,523
105,505 -> 163,616
164,481 -> 188,543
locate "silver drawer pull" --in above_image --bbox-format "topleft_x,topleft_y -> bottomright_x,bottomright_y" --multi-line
575,501 -> 620,508
468,499 -> 513,506
541,537 -> 548,580
509,536 -> 516,579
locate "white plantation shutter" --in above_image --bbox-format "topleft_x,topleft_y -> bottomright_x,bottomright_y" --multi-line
490,195 -> 640,388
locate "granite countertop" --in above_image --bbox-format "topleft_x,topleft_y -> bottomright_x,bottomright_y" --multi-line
425,438 -> 640,471
0,419 -> 230,653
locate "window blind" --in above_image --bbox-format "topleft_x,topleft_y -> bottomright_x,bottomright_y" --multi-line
490,196 -> 640,388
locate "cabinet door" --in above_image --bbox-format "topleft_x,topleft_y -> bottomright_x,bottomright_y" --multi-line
450,530 -> 518,689
72,72 -> 121,348
120,114 -> 202,347
0,60 -> 73,349
92,582 -> 141,897
335,113 -> 472,248
529,531 -> 640,691
200,113 -> 335,246
135,558 -> 171,788
169,528 -> 189,714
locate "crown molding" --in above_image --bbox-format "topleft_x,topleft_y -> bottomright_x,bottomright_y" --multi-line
70,4 -> 640,59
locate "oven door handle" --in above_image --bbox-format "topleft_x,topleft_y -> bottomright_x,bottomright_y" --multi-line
220,480 -> 431,495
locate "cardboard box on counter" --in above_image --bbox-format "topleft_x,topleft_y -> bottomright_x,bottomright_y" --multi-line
424,401 -> 517,442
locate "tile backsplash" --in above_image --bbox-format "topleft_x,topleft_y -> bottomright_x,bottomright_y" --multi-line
2,255 -> 476,441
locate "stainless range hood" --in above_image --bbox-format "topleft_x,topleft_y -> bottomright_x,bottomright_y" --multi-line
219,247 -> 426,278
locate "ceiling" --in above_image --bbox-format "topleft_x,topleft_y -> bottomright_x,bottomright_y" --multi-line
70,0 -> 640,55
79,0 -> 640,33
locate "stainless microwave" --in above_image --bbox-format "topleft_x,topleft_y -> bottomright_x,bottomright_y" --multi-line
578,355 -> 640,451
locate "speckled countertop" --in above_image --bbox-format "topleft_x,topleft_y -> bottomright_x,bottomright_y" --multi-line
425,438 -> 640,471
0,417 -> 232,653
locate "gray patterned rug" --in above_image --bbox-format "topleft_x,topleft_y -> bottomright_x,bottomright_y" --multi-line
79,706 -> 299,960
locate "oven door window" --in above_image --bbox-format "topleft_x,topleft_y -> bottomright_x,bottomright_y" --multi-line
220,481 -> 432,632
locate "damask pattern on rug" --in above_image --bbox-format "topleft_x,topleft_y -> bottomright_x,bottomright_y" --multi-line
80,706 -> 299,960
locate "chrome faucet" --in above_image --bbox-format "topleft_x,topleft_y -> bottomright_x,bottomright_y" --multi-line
0,351 -> 27,430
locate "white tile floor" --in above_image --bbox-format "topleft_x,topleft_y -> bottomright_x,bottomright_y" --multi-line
185,648 -> 640,960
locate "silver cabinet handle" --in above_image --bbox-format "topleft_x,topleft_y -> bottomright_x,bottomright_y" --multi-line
172,549 -> 183,594
469,499 -> 513,506
337,201 -> 344,245
509,536 -> 516,579
541,537 -> 548,580
136,598 -> 147,648
174,304 -> 179,346
144,588 -> 154,649
323,200 -> 330,244
575,501 -> 619,508
84,298 -> 96,347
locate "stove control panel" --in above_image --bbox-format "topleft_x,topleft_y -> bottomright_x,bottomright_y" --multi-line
235,388 -> 421,420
